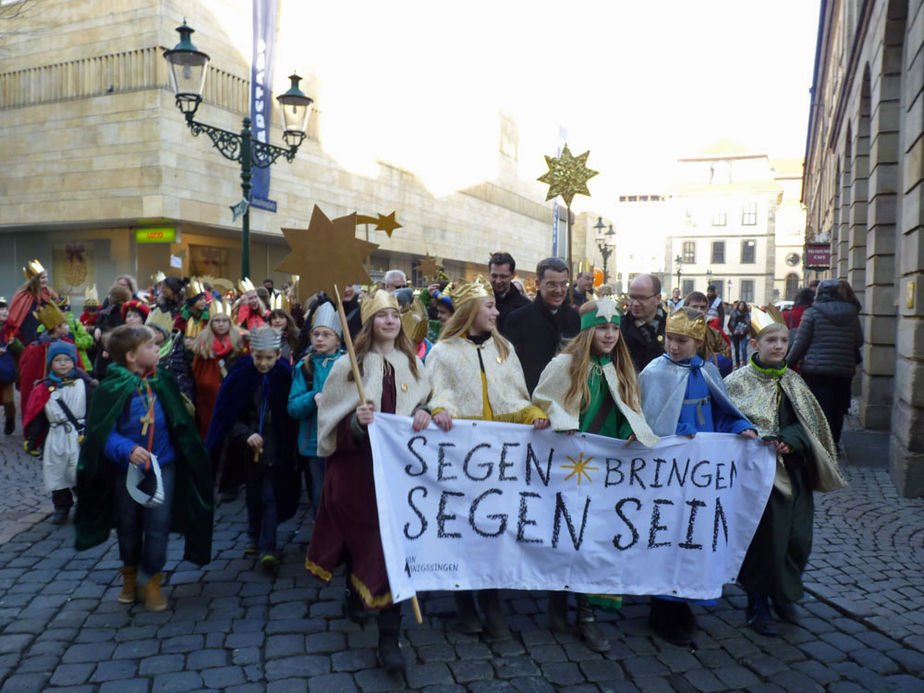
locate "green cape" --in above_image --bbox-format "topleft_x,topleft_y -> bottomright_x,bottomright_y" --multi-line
75,364 -> 213,565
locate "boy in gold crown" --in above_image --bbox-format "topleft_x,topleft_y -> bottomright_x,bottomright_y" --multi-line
725,306 -> 846,636
638,306 -> 757,647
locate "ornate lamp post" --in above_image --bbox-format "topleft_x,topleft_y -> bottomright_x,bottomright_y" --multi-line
594,218 -> 616,285
706,268 -> 713,290
675,254 -> 683,290
164,21 -> 313,279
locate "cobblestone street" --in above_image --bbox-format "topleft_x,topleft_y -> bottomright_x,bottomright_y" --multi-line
0,413 -> 922,692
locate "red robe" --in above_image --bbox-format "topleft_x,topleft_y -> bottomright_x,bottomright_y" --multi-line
3,287 -> 56,342
191,336 -> 235,439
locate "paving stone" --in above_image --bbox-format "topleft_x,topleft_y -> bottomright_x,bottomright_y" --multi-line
49,663 -> 95,686
230,647 -> 262,666
449,659 -> 495,683
493,655 -> 541,679
799,639 -> 848,663
578,659 -> 626,681
352,667 -> 408,692
61,642 -> 116,664
305,672 -> 358,691
139,654 -> 185,676
112,639 -> 159,660
405,662 -> 455,688
454,641 -> 493,660
98,679 -> 149,693
265,634 -> 305,658
467,682 -> 518,692
509,677 -> 555,693
331,648 -> 378,672
151,671 -> 203,693
186,648 -> 227,670
90,659 -> 138,682
0,673 -> 51,693
201,665 -> 247,688
305,631 -> 346,654
539,661 -> 584,686
623,655 -> 669,678
417,643 -> 457,663
886,646 -> 924,673
264,654 -> 330,680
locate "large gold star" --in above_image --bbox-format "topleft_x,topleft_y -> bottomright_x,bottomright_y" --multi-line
594,297 -> 620,323
537,144 -> 598,207
415,254 -> 443,280
355,211 -> 403,238
276,205 -> 378,302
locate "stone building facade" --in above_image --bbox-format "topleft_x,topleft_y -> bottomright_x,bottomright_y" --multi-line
802,0 -> 923,496
0,0 -> 554,302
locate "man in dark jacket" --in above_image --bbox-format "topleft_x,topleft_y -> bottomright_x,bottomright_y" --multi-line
787,279 -> 863,445
502,257 -> 579,394
621,273 -> 667,373
490,252 -> 530,332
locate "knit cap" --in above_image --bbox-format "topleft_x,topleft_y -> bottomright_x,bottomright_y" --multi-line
46,340 -> 77,368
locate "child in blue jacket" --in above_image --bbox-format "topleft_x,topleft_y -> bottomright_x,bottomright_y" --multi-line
287,303 -> 343,528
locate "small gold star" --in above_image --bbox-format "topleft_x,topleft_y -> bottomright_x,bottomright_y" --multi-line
560,452 -> 599,486
537,144 -> 598,207
415,254 -> 443,279
356,211 -> 403,238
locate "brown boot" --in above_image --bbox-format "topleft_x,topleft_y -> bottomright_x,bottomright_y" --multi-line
118,565 -> 137,604
137,573 -> 168,612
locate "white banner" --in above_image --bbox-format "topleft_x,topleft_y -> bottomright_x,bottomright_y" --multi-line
369,414 -> 775,603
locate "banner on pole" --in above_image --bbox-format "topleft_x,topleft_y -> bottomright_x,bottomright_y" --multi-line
369,414 -> 775,604
250,0 -> 278,211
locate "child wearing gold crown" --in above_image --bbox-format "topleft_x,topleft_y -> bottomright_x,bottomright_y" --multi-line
424,276 -> 549,641
638,306 -> 757,647
306,290 -> 432,674
3,260 -> 58,346
532,298 -> 660,652
725,307 -> 846,636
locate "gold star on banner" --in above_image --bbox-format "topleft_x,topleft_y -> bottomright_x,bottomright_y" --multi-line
415,254 -> 443,280
594,298 -> 620,323
355,211 -> 403,238
560,452 -> 599,486
276,205 -> 378,303
537,144 -> 598,207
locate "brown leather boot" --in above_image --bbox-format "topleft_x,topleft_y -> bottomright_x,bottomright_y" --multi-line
137,573 -> 168,612
118,565 -> 137,604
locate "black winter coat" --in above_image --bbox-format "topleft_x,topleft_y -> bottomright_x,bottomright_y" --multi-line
502,295 -> 580,395
495,287 -> 531,333
787,298 -> 862,378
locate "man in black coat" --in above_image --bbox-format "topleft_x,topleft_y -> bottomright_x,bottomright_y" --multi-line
621,273 -> 667,373
502,257 -> 580,395
490,252 -> 530,332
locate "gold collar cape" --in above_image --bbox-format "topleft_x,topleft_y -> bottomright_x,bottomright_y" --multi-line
725,361 -> 846,497
532,353 -> 659,448
316,350 -> 430,458
425,335 -> 532,419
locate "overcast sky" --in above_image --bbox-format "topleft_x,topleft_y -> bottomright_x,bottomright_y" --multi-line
278,0 -> 820,215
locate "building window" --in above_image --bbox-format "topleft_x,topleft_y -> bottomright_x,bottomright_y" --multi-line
740,279 -> 754,302
712,211 -> 727,226
682,241 -> 696,264
710,278 -> 723,296
785,273 -> 799,300
712,241 -> 725,264
682,279 -> 695,297
742,202 -> 758,226
741,239 -> 756,263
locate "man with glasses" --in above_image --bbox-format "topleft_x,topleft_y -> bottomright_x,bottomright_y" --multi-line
489,252 -> 530,331
502,257 -> 580,394
383,270 -> 408,292
572,271 -> 595,307
621,273 -> 667,372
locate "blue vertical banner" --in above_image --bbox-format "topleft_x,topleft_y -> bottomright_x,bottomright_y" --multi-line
250,0 -> 278,213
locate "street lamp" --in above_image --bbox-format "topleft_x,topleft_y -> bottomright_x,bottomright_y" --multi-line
675,254 -> 683,290
706,269 -> 713,289
594,218 -> 616,285
164,21 -> 313,279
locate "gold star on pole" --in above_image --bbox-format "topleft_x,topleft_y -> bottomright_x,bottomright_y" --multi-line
415,254 -> 443,280
355,211 -> 403,238
560,452 -> 599,486
537,144 -> 598,207
276,205 -> 378,302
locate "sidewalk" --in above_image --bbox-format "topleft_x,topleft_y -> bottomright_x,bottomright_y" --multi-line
0,417 -> 922,691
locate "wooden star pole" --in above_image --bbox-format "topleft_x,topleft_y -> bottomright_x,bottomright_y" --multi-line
331,283 -> 423,626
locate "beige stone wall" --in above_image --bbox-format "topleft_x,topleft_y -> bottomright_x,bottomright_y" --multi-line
0,0 -> 557,298
803,0 -> 924,496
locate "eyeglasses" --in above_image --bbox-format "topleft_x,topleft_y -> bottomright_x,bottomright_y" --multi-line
541,281 -> 570,290
627,293 -> 658,303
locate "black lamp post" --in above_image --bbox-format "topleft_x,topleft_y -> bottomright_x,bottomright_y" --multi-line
164,21 -> 313,280
675,254 -> 683,290
706,268 -> 713,290
594,218 -> 616,285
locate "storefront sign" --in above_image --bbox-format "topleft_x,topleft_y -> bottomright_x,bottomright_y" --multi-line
804,244 -> 831,270
135,227 -> 177,243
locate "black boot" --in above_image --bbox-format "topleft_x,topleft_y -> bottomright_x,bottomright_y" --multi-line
771,597 -> 799,625
454,591 -> 483,634
3,406 -> 14,435
746,593 -> 779,636
649,597 -> 696,646
477,589 -> 512,640
548,591 -> 569,634
377,607 -> 405,674
576,596 -> 610,653
344,583 -> 369,625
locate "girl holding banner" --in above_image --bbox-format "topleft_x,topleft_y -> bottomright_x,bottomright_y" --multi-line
425,276 -> 549,640
306,290 -> 432,674
638,307 -> 757,647
533,298 -> 659,653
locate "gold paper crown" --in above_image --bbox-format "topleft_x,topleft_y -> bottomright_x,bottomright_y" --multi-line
186,280 -> 206,299
400,296 -> 428,344
360,289 -> 400,324
36,302 -> 67,330
146,308 -> 175,335
24,259 -> 45,280
749,304 -> 786,337
269,293 -> 283,311
447,275 -> 492,310
83,285 -> 99,306
665,307 -> 706,341
151,271 -> 166,284
238,277 -> 255,294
